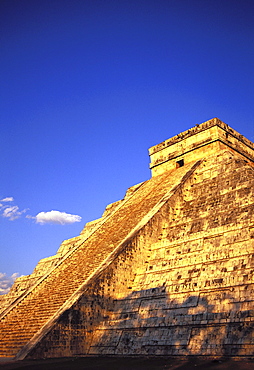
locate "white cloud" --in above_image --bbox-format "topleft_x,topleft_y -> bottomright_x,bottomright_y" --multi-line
0,197 -> 28,221
2,206 -> 27,221
25,214 -> 35,219
0,196 -> 82,225
0,272 -> 19,295
0,197 -> 14,202
35,210 -> 82,225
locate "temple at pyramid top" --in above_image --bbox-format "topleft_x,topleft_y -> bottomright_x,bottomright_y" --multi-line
149,117 -> 254,176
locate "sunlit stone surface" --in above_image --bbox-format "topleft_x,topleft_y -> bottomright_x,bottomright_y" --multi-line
0,118 -> 253,359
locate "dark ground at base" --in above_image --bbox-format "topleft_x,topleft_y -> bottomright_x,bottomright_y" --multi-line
0,357 -> 254,370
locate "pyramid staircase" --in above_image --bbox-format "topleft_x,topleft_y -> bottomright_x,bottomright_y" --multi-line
0,160 -> 200,359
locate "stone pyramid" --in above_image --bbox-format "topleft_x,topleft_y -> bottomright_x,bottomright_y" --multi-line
0,118 -> 253,359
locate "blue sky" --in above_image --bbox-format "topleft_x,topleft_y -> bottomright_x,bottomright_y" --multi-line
0,0 -> 254,292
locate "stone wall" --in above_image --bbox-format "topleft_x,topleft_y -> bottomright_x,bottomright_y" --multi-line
0,183 -> 143,317
27,149 -> 254,358
0,236 -> 81,316
1,159 -> 196,359
149,118 -> 254,176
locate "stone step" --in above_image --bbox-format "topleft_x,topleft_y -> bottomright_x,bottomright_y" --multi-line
0,164 -> 196,358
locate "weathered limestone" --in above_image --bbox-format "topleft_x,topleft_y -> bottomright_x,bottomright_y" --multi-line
0,236 -> 82,316
0,181 -> 145,316
0,118 -> 253,359
149,117 -> 254,176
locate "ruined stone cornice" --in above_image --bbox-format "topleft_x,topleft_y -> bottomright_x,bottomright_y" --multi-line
149,118 -> 254,155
